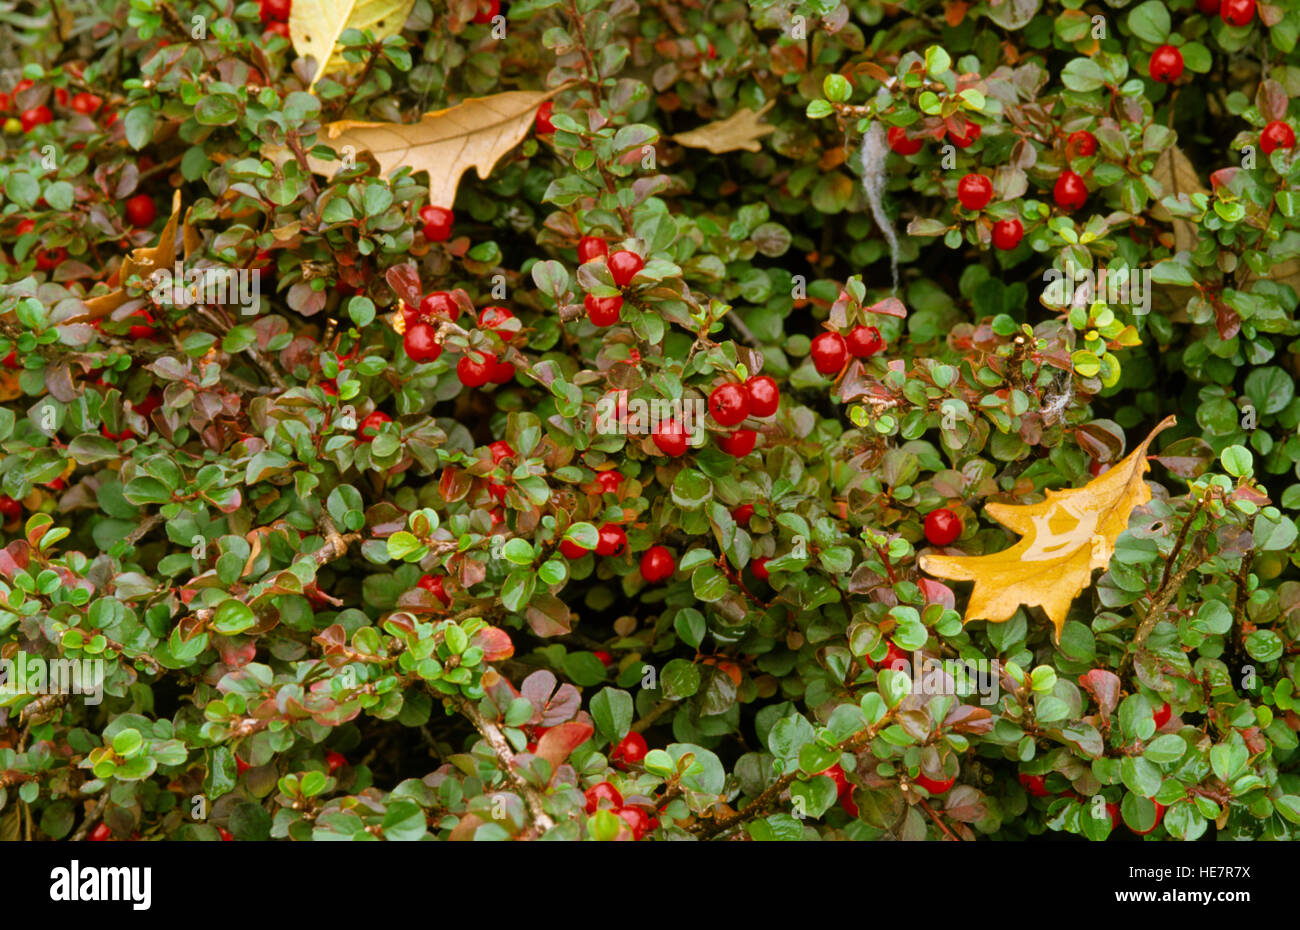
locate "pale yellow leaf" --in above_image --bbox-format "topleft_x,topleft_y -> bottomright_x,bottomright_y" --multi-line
673,101 -> 776,155
290,0 -> 416,90
308,89 -> 558,208
918,416 -> 1176,639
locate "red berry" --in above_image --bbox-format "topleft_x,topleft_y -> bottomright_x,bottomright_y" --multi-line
865,641 -> 908,672
1,351 -> 16,370
325,751 -> 347,773
0,92 -> 10,112
611,731 -> 648,767
577,236 -> 608,263
607,250 -> 644,287
1149,45 -> 1184,83
948,121 -> 981,148
124,194 -> 156,227
1019,773 -> 1052,798
732,504 -> 755,526
825,763 -> 850,796
585,293 -> 623,327
1196,0 -> 1220,11
419,205 -> 454,242
404,322 -> 442,362
593,650 -> 615,666
416,574 -> 448,604
585,781 -> 623,814
991,218 -> 1024,251
456,352 -> 494,388
746,375 -> 780,417
1131,802 -> 1166,835
810,332 -> 848,375
1261,120 -> 1296,154
13,79 -> 34,95
923,508 -> 963,546
471,0 -> 499,23
595,523 -> 628,557
886,126 -> 923,156
477,305 -> 513,330
652,418 -> 689,457
70,92 -> 102,115
20,105 -> 52,132
559,538 -> 590,559
488,440 -> 515,464
420,291 -> 460,322
1067,130 -> 1097,157
236,757 -> 251,775
1106,802 -> 1122,830
957,174 -> 993,211
616,805 -> 652,840
0,496 -> 21,523
914,773 -> 956,794
1053,170 -> 1088,212
357,410 -> 391,441
34,247 -> 66,271
89,823 -> 112,842
595,470 -> 624,493
127,311 -> 158,340
845,325 -> 884,358
717,429 -> 756,457
751,556 -> 770,581
534,100 -> 555,135
1153,701 -> 1172,729
263,21 -> 290,38
640,545 -> 675,583
708,383 -> 751,426
1220,0 -> 1254,25
219,827 -> 234,841
260,0 -> 291,22
15,219 -> 35,236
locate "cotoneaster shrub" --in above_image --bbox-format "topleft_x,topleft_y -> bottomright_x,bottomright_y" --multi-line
0,0 -> 1298,842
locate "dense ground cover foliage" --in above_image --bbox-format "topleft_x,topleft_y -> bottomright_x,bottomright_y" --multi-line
0,0 -> 1299,842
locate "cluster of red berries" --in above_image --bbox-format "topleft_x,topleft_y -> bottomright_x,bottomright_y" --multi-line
885,119 -> 981,156
259,0 -> 292,39
400,290 -> 518,387
3,79 -> 105,133
584,779 -> 657,840
578,235 -> 644,327
559,522 -> 627,560
809,323 -> 886,376
699,374 -> 780,459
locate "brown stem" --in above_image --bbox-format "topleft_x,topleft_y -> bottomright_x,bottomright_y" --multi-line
455,697 -> 556,834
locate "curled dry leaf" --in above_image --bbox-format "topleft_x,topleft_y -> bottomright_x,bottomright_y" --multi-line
66,189 -> 200,324
673,101 -> 776,154
918,416 -> 1177,639
290,0 -> 416,90
304,89 -> 561,208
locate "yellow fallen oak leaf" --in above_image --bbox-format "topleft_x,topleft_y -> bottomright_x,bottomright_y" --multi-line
918,415 -> 1177,639
673,101 -> 776,154
66,189 -> 200,324
290,0 -> 415,91
307,89 -> 559,208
